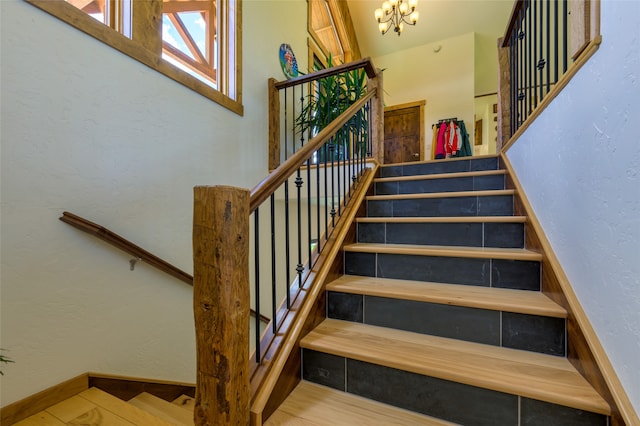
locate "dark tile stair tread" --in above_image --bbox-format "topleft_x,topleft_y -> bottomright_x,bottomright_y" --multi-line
300,319 -> 610,416
356,215 -> 527,223
366,189 -> 514,201
381,154 -> 499,168
343,242 -> 542,261
375,169 -> 506,183
264,381 -> 456,425
327,275 -> 566,318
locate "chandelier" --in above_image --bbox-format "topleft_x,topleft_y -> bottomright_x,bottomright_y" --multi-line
374,0 -> 419,36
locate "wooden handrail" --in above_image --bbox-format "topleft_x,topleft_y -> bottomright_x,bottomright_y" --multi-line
59,211 -> 270,324
250,88 -> 376,213
501,0 -> 524,48
274,57 -> 377,90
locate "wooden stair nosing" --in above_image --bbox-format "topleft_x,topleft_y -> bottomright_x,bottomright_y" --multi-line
128,392 -> 194,425
356,215 -> 527,223
77,387 -> 174,425
366,189 -> 515,201
343,242 -> 543,261
301,319 -> 611,416
265,381 -> 457,426
327,275 -> 567,318
374,169 -> 506,183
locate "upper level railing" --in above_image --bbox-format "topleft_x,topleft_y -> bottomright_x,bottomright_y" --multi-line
192,58 -> 383,424
268,57 -> 383,170
498,0 -> 601,146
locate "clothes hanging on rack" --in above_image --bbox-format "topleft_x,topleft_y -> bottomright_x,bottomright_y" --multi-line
430,118 -> 472,159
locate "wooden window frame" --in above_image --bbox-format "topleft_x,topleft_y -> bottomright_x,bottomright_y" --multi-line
27,0 -> 243,115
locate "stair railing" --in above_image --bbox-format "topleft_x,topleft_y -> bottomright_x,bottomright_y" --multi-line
498,0 -> 601,146
193,59 -> 383,425
59,211 -> 271,324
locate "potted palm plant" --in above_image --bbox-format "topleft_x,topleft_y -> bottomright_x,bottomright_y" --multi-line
295,56 -> 369,163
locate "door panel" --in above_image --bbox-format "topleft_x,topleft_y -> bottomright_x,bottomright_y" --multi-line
383,101 -> 425,164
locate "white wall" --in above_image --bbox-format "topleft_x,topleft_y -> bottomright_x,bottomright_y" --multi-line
373,33 -> 475,157
506,0 -> 640,412
474,32 -> 500,96
0,0 -> 308,405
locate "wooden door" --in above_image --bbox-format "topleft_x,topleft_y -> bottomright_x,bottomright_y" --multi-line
383,100 -> 425,164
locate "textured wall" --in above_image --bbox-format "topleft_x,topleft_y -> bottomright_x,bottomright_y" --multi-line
506,0 -> 640,412
0,0 -> 307,405
373,33 -> 475,157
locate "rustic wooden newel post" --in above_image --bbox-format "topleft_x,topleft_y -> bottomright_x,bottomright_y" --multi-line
193,186 -> 250,425
369,68 -> 385,164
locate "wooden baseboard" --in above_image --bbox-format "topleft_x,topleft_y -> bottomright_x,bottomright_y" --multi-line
0,373 -> 89,425
88,372 -> 195,403
0,372 -> 196,426
500,153 -> 639,426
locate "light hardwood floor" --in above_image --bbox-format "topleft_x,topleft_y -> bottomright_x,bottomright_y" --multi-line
265,381 -> 456,425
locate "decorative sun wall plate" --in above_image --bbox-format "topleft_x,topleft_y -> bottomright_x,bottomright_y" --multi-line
279,43 -> 299,79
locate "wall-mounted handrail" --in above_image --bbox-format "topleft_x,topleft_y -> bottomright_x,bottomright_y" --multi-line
59,211 -> 270,324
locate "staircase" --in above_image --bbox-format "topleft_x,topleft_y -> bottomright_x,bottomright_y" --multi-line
13,387 -> 196,425
273,156 -> 612,425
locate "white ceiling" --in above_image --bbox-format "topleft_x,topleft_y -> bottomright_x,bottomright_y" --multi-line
346,0 -> 515,58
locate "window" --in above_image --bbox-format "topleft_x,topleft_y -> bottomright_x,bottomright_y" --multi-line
28,0 -> 242,114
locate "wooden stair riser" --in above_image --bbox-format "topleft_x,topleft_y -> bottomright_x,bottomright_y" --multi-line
380,156 -> 499,178
367,194 -> 514,217
345,251 -> 541,291
301,349 -> 608,426
375,173 -> 505,196
327,291 -> 566,356
358,221 -> 524,248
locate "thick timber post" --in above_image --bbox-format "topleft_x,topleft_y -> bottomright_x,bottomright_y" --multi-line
193,185 -> 250,425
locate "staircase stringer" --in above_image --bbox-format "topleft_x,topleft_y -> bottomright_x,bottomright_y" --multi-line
500,153 -> 639,426
249,164 -> 379,426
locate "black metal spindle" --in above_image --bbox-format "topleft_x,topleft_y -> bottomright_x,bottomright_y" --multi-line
330,136 -> 336,229
562,0 -> 568,73
316,146 -> 321,254
546,0 -> 551,94
253,210 -> 260,363
270,194 -> 276,333
300,91 -> 305,152
284,88 -> 288,162
284,180 -> 290,309
307,158 -> 312,268
295,170 -> 303,288
554,0 -> 559,83
511,29 -> 517,133
324,141 -> 329,239
527,0 -> 532,117
533,0 -> 537,109
539,0 -> 545,104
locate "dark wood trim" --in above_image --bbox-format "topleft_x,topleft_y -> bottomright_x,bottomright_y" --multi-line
88,373 -> 195,402
501,0 -> 525,48
0,373 -> 89,425
274,57 -> 377,90
250,89 -> 376,213
0,372 -> 199,425
59,211 -> 270,324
